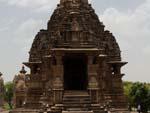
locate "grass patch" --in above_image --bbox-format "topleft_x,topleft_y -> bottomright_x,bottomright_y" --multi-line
3,103 -> 13,110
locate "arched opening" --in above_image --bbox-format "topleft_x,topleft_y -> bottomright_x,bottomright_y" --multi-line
63,54 -> 88,90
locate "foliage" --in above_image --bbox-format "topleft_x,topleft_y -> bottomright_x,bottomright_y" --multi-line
3,103 -> 12,110
123,81 -> 133,110
147,89 -> 150,111
4,82 -> 14,109
124,81 -> 150,112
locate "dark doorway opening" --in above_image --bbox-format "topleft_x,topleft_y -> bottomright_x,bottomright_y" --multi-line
63,54 -> 87,90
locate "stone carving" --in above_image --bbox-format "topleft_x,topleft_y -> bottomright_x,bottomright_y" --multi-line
89,76 -> 98,89
53,77 -> 63,89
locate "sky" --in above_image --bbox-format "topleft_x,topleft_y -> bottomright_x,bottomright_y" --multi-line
0,0 -> 150,83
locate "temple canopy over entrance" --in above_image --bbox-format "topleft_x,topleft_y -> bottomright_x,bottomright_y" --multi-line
63,54 -> 87,90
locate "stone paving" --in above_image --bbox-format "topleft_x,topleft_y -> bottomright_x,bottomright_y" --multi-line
1,111 -> 9,113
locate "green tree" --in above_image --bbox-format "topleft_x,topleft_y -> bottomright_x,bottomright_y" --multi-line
123,81 -> 133,111
146,86 -> 150,111
4,82 -> 14,109
129,82 -> 150,113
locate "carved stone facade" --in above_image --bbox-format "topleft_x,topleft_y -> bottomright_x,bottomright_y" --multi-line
0,72 -> 4,108
11,0 -> 128,113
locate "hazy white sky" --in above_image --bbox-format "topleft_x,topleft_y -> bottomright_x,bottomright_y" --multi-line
0,0 -> 150,82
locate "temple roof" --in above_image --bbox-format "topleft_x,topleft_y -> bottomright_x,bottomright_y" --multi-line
29,0 -> 121,62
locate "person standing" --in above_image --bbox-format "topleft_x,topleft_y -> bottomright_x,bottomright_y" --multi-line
137,104 -> 141,113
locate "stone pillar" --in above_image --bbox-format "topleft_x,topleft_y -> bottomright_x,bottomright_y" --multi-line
113,68 -> 124,94
109,62 -> 128,108
42,55 -> 52,81
98,54 -> 107,102
88,56 -> 99,103
110,62 -> 127,93
53,77 -> 63,104
52,56 -> 64,104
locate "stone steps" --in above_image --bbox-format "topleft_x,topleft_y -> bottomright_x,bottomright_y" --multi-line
25,102 -> 43,109
63,91 -> 91,111
62,111 -> 94,113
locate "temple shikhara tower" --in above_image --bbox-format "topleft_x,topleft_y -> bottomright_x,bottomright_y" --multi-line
11,0 -> 128,113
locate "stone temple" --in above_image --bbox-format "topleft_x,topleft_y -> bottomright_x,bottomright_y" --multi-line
13,66 -> 27,108
11,0 -> 128,113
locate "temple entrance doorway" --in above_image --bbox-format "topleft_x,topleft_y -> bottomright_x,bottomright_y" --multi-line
63,54 -> 88,90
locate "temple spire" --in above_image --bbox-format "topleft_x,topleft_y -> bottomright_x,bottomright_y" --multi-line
60,0 -> 88,5
20,66 -> 27,74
